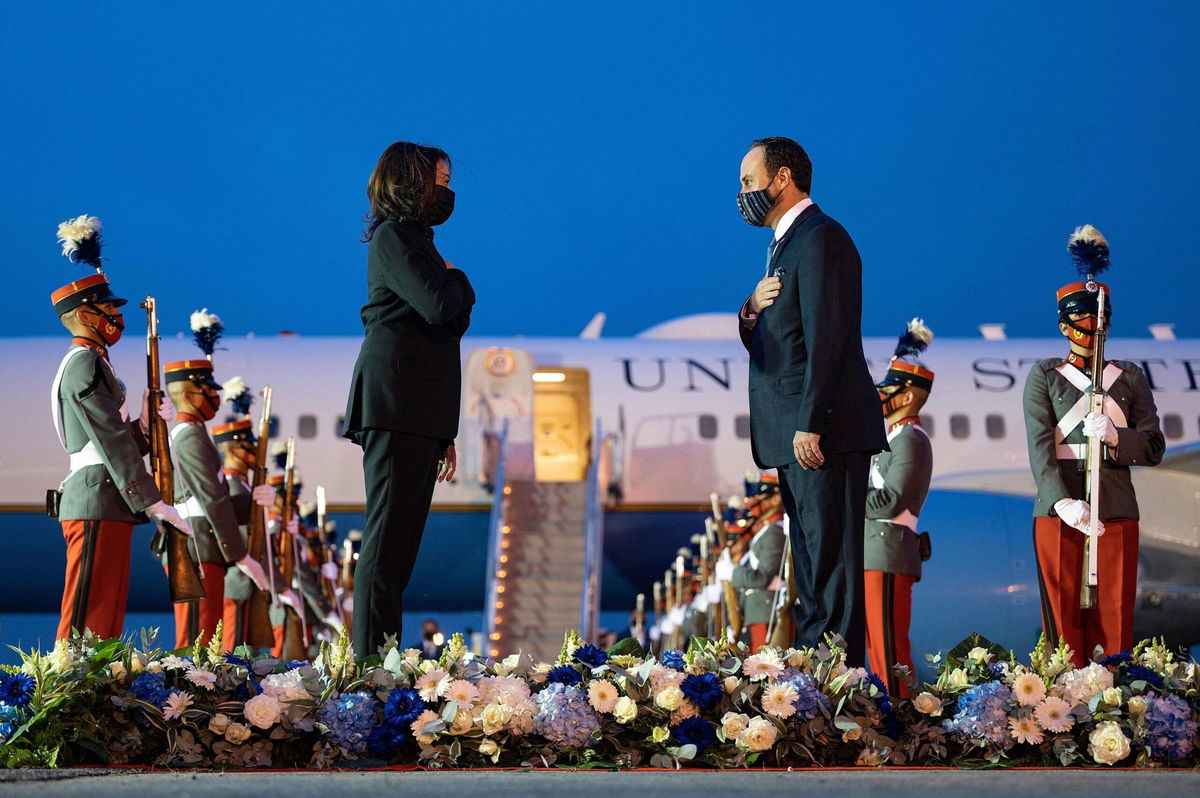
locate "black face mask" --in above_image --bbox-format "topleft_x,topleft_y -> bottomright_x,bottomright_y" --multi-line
736,180 -> 780,227
426,185 -> 456,226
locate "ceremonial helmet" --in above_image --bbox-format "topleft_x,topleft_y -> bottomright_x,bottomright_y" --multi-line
213,419 -> 256,446
877,318 -> 935,394
1057,224 -> 1112,321
50,215 -> 127,314
164,359 -> 222,389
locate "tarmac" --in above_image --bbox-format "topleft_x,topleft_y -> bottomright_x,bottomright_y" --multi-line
2,768 -> 1198,797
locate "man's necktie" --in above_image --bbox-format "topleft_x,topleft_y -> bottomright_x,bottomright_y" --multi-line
764,238 -> 779,277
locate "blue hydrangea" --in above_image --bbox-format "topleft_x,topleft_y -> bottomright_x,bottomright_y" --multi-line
0,702 -> 21,722
680,672 -> 723,710
672,716 -> 716,753
0,673 -> 34,708
0,721 -> 14,742
1145,694 -> 1197,761
128,672 -> 169,707
365,721 -> 409,758
547,665 -> 582,686
944,681 -> 1012,745
660,649 -> 685,671
384,687 -> 425,726
778,668 -> 829,721
533,683 -> 600,749
573,644 -> 608,669
318,691 -> 379,754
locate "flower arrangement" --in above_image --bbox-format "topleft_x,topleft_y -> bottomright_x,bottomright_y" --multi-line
0,627 -> 1195,770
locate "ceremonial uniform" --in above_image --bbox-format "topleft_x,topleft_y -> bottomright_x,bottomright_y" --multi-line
50,271 -> 161,641
165,361 -> 248,649
730,518 -> 786,652
1024,231 -> 1164,666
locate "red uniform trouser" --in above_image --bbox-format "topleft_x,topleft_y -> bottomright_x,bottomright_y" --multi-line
163,562 -> 226,650
748,622 -> 768,652
864,570 -> 915,698
58,520 -> 133,640
1034,516 -> 1138,667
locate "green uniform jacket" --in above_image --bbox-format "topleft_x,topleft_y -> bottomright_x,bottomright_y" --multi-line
864,423 -> 932,579
170,422 -> 247,565
222,472 -> 254,600
1023,359 -> 1164,520
56,346 -> 160,522
731,522 -> 787,627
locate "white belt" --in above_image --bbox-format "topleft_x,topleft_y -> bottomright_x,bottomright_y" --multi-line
63,442 -> 104,486
1057,443 -> 1087,460
889,509 -> 918,532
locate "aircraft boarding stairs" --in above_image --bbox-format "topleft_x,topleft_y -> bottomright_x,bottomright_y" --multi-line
481,421 -> 606,663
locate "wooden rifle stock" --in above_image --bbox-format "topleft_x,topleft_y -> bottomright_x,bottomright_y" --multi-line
242,386 -> 275,647
141,296 -> 205,603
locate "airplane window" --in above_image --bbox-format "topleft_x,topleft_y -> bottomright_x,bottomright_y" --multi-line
950,414 -> 970,439
1162,413 -> 1183,440
268,416 -> 280,439
298,414 -> 318,439
698,414 -> 718,440
735,414 -> 751,439
335,414 -> 345,438
985,414 -> 1005,440
922,416 -> 934,438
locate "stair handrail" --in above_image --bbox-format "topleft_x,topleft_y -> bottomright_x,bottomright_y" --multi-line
483,418 -> 510,657
580,418 -> 605,641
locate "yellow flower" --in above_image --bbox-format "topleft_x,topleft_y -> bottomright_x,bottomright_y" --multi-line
967,646 -> 990,663
613,696 -> 638,724
478,739 -> 499,757
651,725 -> 670,743
947,668 -> 970,689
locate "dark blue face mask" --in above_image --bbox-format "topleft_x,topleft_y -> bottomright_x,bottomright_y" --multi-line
736,180 -> 780,227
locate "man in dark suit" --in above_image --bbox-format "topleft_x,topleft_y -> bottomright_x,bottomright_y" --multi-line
736,137 -> 885,665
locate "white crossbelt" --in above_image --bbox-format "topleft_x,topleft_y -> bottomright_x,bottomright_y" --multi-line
1053,363 -> 1126,460
170,422 -> 225,520
51,346 -> 89,450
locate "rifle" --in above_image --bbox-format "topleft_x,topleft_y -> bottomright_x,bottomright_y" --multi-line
278,438 -> 309,658
141,296 -> 206,603
1081,287 -> 1108,609
709,493 -> 743,640
242,386 -> 275,647
315,485 -> 341,619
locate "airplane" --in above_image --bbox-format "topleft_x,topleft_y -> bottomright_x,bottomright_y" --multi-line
1,313 -> 1197,666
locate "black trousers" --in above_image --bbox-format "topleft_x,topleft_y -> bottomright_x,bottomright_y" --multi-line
777,451 -> 870,665
354,429 -> 441,658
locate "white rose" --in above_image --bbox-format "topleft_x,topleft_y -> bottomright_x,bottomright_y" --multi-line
721,711 -> 750,738
225,722 -> 252,744
723,676 -> 740,694
478,702 -> 512,735
1088,720 -> 1131,765
209,713 -> 231,734
449,706 -> 474,735
737,717 -> 779,752
947,668 -> 970,689
48,640 -> 74,672
613,696 -> 638,724
913,692 -> 943,716
651,725 -> 670,743
968,646 -> 990,663
654,685 -> 684,711
1101,687 -> 1122,707
478,739 -> 499,757
1126,696 -> 1148,716
243,694 -> 282,729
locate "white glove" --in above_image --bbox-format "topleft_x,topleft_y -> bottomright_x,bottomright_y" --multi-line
147,501 -> 194,537
279,588 -> 302,612
1053,498 -> 1106,536
1083,412 -> 1119,447
286,518 -> 299,536
322,611 -> 344,632
235,556 -> 269,590
714,554 -> 734,583
704,583 -> 723,604
251,484 -> 275,507
158,395 -> 173,422
320,561 -> 340,581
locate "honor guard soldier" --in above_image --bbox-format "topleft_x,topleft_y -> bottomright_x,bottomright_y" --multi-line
716,475 -> 787,653
212,418 -> 288,650
163,358 -> 268,648
1023,226 -> 1163,665
49,215 -> 192,640
866,319 -> 935,696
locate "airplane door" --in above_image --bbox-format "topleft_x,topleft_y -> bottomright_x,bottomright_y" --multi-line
533,367 -> 591,482
463,347 -> 537,484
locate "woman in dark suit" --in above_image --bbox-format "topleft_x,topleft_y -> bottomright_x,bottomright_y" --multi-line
343,141 -> 475,657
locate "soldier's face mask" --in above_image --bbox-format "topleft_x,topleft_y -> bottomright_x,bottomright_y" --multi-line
878,385 -> 907,416
1060,313 -> 1104,349
188,386 -> 222,420
79,304 -> 124,346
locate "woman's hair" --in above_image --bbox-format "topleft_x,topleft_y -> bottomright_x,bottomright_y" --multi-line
363,141 -> 450,240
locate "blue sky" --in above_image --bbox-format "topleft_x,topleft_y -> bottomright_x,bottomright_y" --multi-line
3,1 -> 1197,339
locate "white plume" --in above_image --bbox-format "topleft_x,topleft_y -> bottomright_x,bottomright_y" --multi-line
221,375 -> 248,401
270,441 -> 288,457
56,215 -> 102,257
299,500 -> 317,517
1068,224 -> 1107,248
190,308 -> 222,331
907,318 -> 934,345
727,495 -> 744,510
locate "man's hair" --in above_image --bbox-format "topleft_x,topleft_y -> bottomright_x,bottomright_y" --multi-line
750,137 -> 812,193
363,141 -> 451,241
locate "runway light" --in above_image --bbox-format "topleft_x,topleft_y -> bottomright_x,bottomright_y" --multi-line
495,616 -> 502,624
497,585 -> 506,594
504,486 -> 512,495
497,570 -> 507,579
432,632 -> 445,646
502,525 -> 510,534
501,539 -> 510,549
500,555 -> 509,563
490,649 -> 499,657
495,601 -> 504,609
490,632 -> 501,641
533,371 -> 566,383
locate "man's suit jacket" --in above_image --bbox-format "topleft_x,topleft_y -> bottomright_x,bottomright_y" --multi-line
344,219 -> 476,444
1023,358 -> 1163,521
57,346 -> 160,523
739,204 -> 885,467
